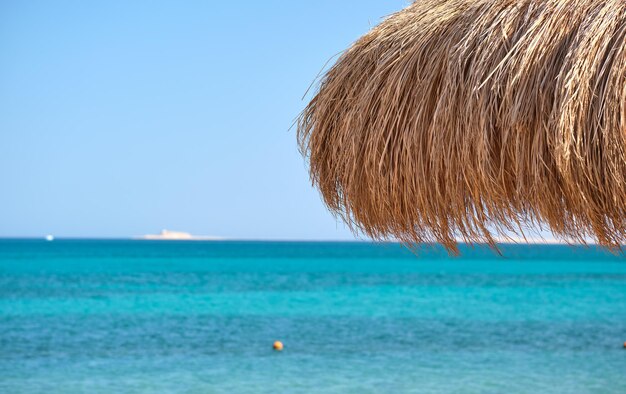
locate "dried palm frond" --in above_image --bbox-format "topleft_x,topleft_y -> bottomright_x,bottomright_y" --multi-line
297,0 -> 626,254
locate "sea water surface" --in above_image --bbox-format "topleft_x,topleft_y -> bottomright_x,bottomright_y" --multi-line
1,240 -> 625,393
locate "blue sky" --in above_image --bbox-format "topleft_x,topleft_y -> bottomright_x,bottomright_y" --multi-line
0,0 -> 411,239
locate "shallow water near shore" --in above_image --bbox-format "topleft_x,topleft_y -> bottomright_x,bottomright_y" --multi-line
1,240 -> 625,393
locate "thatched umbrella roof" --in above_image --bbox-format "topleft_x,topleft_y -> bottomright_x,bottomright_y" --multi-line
298,0 -> 626,254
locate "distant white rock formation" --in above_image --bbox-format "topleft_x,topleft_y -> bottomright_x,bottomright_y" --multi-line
139,229 -> 222,241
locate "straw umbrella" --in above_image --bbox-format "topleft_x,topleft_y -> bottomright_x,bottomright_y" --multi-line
297,0 -> 626,254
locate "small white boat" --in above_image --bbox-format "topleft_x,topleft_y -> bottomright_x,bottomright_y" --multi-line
45,235 -> 54,242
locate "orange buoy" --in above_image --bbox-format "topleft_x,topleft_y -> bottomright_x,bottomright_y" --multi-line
623,342 -> 626,349
273,341 -> 284,351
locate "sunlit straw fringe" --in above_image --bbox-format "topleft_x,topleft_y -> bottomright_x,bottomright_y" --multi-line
297,0 -> 626,254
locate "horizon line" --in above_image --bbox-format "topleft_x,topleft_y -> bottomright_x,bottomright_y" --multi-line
0,235 -> 587,246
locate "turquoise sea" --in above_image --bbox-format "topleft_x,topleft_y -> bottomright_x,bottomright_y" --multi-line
1,240 -> 625,393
